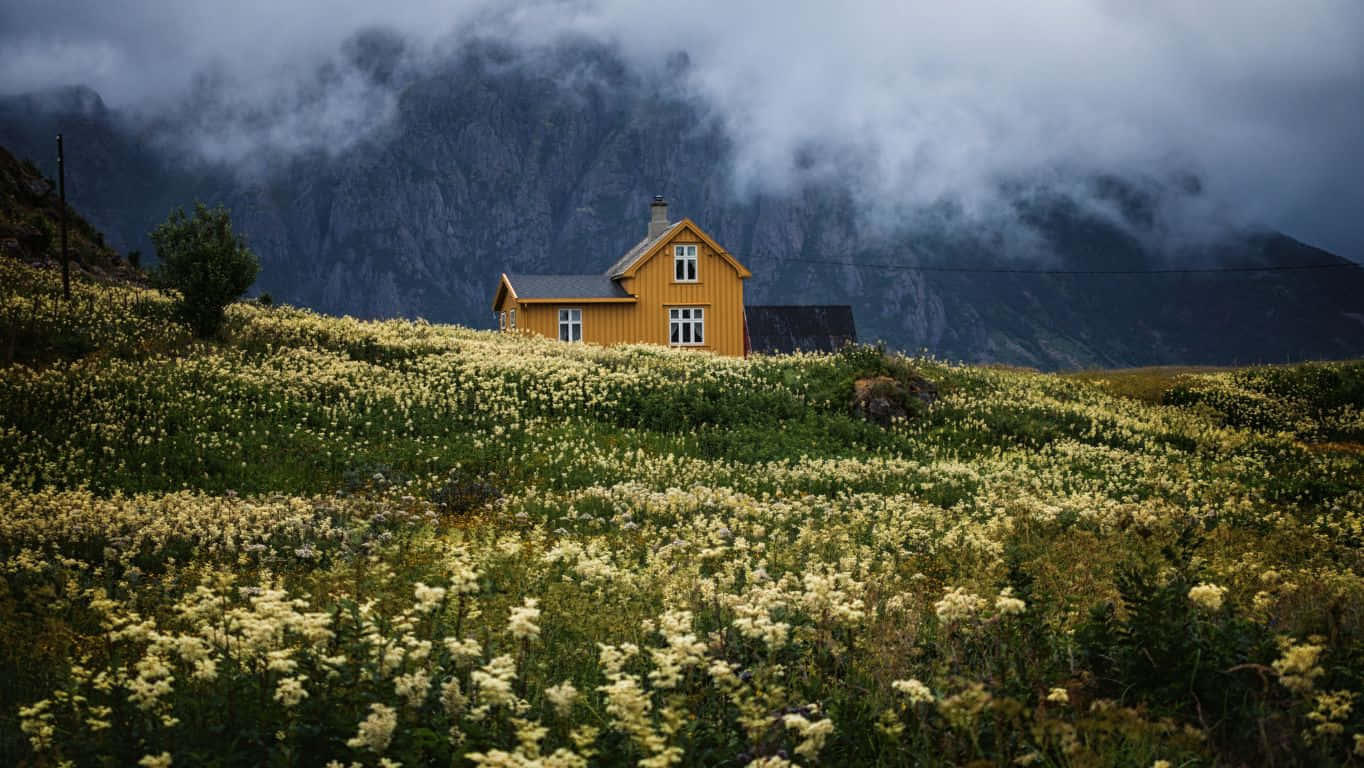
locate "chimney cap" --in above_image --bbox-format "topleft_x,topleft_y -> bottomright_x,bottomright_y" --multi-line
651,195 -> 666,205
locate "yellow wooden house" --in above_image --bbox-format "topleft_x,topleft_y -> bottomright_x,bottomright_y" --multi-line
492,196 -> 752,356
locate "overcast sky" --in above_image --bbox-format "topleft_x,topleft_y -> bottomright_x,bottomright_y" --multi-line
2,0 -> 1361,259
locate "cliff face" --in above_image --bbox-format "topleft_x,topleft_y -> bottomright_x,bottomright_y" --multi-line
3,44 -> 1362,369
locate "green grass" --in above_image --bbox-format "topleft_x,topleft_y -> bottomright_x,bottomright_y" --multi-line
1062,365 -> 1231,403
2,261 -> 1363,767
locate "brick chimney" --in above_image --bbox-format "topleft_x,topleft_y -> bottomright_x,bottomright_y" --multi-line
648,195 -> 669,239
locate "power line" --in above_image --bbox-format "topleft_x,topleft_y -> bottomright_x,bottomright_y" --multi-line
783,257 -> 1364,276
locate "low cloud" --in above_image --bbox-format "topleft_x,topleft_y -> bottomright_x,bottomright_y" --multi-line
138,27 -> 421,173
2,0 -> 1360,256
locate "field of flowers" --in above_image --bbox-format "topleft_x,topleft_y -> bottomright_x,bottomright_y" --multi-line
2,259 -> 1363,767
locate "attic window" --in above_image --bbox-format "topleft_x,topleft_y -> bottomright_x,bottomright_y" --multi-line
674,244 -> 698,282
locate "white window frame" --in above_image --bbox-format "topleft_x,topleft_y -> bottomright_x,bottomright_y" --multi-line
498,311 -> 507,331
508,309 -> 516,330
558,307 -> 582,343
673,244 -> 698,282
669,307 -> 704,346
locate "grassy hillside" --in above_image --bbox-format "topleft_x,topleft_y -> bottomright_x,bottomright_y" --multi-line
2,258 -> 1363,767
0,144 -> 143,285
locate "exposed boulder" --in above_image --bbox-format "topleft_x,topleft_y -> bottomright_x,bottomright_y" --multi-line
852,373 -> 937,426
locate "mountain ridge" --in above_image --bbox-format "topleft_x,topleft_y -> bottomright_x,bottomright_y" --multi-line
2,43 -> 1361,369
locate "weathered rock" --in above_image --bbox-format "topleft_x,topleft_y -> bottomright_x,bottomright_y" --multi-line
906,374 -> 938,407
4,45 -> 1364,368
852,376 -> 908,426
852,370 -> 938,427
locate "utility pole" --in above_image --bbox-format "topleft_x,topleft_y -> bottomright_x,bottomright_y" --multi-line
57,133 -> 70,300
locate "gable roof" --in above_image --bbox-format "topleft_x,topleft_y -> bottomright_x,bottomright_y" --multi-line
493,214 -> 750,310
604,221 -> 686,278
606,218 -> 751,280
745,306 -> 857,355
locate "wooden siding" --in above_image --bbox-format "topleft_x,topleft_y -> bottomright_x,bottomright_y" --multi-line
493,225 -> 748,356
615,227 -> 746,355
511,301 -> 636,345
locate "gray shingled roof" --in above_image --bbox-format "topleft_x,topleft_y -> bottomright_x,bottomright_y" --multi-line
605,221 -> 685,278
745,306 -> 858,354
504,274 -> 633,300
502,220 -> 685,300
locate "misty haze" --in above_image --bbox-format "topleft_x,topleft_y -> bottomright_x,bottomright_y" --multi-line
2,0 -> 1363,367
5,4 -> 1364,767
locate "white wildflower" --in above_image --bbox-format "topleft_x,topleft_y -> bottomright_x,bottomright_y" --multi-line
995,587 -> 1027,616
545,680 -> 580,717
443,636 -> 483,662
892,679 -> 934,704
1274,642 -> 1325,693
441,677 -> 467,717
449,552 -> 481,595
935,587 -> 986,624
274,675 -> 308,708
347,703 -> 398,754
507,597 -> 541,641
394,670 -> 431,710
782,712 -> 834,760
1188,582 -> 1226,612
471,654 -> 520,709
413,582 -> 447,614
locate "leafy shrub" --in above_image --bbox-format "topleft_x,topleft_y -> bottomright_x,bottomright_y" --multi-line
151,203 -> 259,338
1077,532 -> 1280,762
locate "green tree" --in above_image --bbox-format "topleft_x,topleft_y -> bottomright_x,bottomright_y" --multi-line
150,203 -> 259,338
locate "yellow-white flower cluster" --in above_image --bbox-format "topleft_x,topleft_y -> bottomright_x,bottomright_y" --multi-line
4,259 -> 1362,766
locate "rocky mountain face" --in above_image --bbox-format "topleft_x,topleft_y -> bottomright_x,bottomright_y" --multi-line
3,42 -> 1362,369
0,140 -> 141,283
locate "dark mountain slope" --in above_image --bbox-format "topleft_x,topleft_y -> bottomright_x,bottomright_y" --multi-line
3,44 -> 1361,368
0,138 -> 139,283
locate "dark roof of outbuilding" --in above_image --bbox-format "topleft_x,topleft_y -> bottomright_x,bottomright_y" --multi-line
745,305 -> 858,355
504,274 -> 634,300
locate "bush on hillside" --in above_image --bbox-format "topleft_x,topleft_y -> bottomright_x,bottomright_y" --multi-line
151,203 -> 259,338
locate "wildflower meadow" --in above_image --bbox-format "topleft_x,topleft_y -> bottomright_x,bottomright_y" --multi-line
2,259 -> 1363,766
